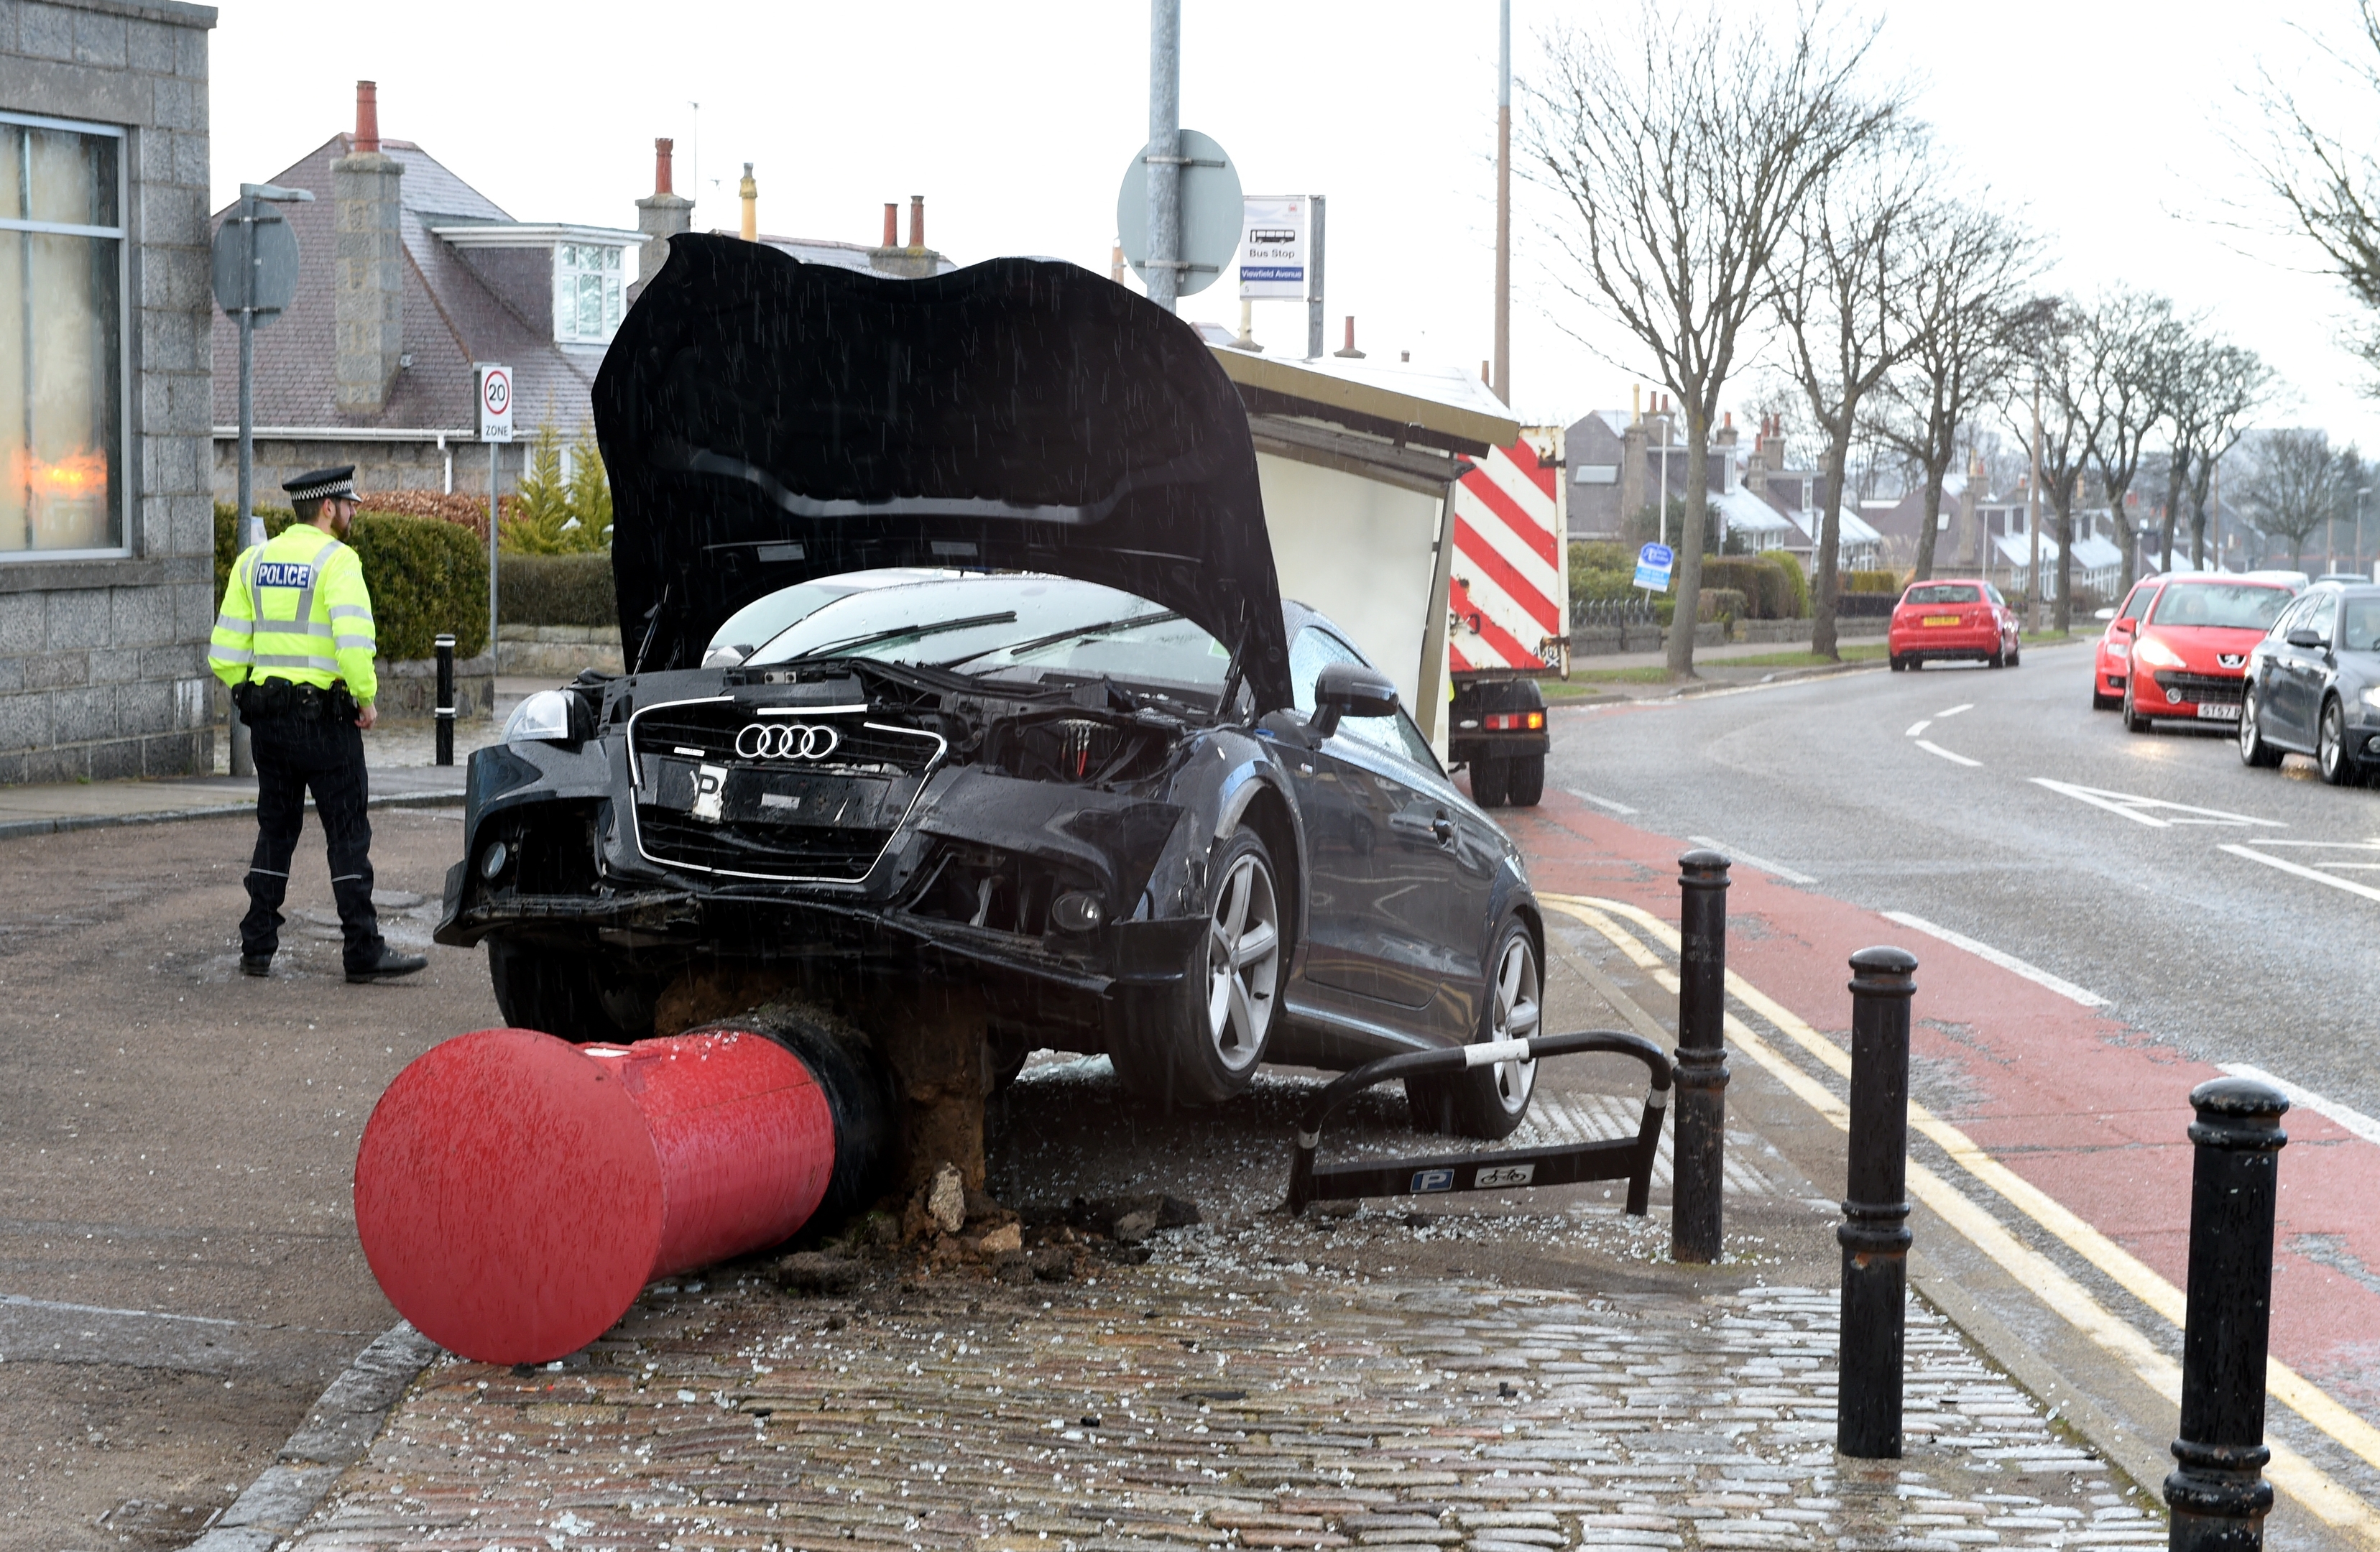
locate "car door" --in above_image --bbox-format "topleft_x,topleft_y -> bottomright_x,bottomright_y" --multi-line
1277,628 -> 1381,1001
2275,593 -> 2333,744
2108,581 -> 2155,675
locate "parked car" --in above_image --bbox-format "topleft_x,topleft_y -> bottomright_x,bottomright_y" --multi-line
2239,583 -> 2380,784
2092,578 -> 2166,711
2121,577 -> 2297,733
436,234 -> 1546,1137
1888,578 -> 2020,670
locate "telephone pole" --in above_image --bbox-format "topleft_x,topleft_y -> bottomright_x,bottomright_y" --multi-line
1492,0 -> 1511,405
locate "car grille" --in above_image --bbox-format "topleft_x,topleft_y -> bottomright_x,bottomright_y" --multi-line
627,698 -> 945,883
2151,671 -> 2245,704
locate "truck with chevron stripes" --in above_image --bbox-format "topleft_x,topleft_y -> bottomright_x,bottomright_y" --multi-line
1444,428 -> 1564,808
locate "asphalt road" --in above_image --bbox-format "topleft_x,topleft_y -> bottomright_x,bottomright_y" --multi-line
1550,639 -> 2380,1119
0,810 -> 492,1551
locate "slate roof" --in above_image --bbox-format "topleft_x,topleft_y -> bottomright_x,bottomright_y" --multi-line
209,135 -> 608,437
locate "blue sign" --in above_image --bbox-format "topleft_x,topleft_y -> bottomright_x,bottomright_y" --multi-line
1633,542 -> 1674,593
1411,1168 -> 1455,1193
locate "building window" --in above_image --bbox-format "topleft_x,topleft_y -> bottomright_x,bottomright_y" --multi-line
553,244 -> 624,344
0,113 -> 124,558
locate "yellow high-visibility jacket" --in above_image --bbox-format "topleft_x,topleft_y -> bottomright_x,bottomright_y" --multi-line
209,525 -> 379,705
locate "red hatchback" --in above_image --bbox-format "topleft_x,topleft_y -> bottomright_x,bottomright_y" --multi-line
1888,578 -> 2020,671
2121,577 -> 2296,732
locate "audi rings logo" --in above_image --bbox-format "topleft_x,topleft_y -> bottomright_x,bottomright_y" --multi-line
734,722 -> 843,761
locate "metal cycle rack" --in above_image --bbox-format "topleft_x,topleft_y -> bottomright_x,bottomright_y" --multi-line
1285,1030 -> 1674,1215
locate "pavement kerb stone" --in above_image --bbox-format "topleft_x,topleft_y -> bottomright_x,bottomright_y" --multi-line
183,1321 -> 438,1552
0,788 -> 462,843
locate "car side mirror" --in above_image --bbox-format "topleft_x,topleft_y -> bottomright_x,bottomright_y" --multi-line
2094,607 -> 2116,622
1309,661 -> 1401,740
2114,617 -> 2136,634
2287,626 -> 2325,649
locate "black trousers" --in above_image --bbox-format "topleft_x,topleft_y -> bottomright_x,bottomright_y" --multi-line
241,713 -> 384,970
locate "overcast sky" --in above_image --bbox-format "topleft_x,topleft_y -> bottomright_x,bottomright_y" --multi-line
210,1 -> 2380,456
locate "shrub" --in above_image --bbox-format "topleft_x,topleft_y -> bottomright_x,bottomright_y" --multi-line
502,424 -> 612,555
1843,568 -> 1905,594
1568,541 -> 1640,604
1699,558 -> 1786,619
1760,551 -> 1810,618
502,553 -> 619,627
1698,588 -> 1747,624
353,486 -> 501,542
216,504 -> 489,661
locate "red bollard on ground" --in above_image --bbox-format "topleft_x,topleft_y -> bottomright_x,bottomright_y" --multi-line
354,1017 -> 887,1365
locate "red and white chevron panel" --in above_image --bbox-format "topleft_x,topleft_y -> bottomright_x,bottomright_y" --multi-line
1448,438 -> 1562,673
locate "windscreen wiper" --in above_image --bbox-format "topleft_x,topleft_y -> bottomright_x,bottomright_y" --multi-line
935,609 -> 1186,670
772,610 -> 1018,662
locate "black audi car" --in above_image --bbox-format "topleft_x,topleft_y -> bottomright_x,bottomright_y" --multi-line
2239,581 -> 2380,785
434,236 -> 1544,1136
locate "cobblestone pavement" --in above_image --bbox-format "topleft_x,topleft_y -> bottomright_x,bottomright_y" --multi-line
280,1207 -> 2161,1552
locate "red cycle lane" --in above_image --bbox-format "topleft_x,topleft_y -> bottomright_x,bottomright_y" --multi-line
1503,788 -> 2380,1428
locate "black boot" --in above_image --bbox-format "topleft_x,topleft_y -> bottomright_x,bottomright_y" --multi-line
347,945 -> 428,984
240,954 -> 272,978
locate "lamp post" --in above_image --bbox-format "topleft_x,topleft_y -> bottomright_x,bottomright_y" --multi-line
2359,486 -> 2373,581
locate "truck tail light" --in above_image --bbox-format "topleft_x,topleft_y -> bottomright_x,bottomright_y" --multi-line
1483,711 -> 1545,731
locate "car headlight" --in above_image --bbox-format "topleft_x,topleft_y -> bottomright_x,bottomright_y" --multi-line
2361,685 -> 2380,713
2133,636 -> 2186,669
2105,642 -> 2129,659
504,688 -> 584,744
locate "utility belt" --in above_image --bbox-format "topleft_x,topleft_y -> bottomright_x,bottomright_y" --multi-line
235,677 -> 358,725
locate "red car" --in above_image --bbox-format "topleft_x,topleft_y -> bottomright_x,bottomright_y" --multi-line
2121,577 -> 2296,732
1888,578 -> 2021,671
2093,577 -> 2165,711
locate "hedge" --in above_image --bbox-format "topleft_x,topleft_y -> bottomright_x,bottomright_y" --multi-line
1842,568 -> 1904,594
501,553 -> 618,627
214,504 -> 490,661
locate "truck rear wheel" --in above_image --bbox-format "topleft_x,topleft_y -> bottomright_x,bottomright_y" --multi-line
1506,754 -> 1545,807
1470,757 -> 1511,808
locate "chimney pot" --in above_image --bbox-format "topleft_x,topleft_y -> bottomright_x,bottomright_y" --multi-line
653,138 -> 674,196
739,162 -> 757,243
354,80 -> 380,154
883,203 -> 898,247
1332,316 -> 1366,359
1481,360 -> 1491,385
909,195 -> 924,250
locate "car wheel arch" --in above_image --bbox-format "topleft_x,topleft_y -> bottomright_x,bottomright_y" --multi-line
1214,767 -> 1306,970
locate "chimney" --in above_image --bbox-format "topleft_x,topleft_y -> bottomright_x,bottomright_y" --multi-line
1333,316 -> 1365,359
632,136 -> 695,303
883,203 -> 898,246
333,80 -> 405,415
869,193 -> 946,279
739,163 -> 757,242
908,195 -> 924,249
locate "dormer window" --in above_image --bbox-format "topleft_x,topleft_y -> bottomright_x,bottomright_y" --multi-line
555,244 -> 624,343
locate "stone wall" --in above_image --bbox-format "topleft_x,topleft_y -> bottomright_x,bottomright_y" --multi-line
213,436 -> 517,507
0,0 -> 221,784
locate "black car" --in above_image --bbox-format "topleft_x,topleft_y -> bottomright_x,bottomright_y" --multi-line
2239,582 -> 2380,785
435,235 -> 1545,1137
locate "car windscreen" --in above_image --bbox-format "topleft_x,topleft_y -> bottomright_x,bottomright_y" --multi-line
2343,599 -> 2380,651
2146,584 -> 2292,629
744,574 -> 1232,696
1904,584 -> 1980,604
706,581 -> 863,655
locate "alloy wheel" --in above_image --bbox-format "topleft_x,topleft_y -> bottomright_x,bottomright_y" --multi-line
2321,701 -> 2349,782
1203,851 -> 1281,1073
1484,933 -> 1541,1114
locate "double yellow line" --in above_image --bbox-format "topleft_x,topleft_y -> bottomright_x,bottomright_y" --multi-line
1541,891 -> 2380,1542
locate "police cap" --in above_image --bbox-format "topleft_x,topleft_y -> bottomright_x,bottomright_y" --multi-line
283,466 -> 356,502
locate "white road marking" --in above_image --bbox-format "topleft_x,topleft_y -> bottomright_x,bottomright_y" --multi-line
1906,719 -> 1933,738
1687,834 -> 1817,885
1879,910 -> 2112,1008
2219,1063 -> 2380,1150
1563,787 -> 1638,815
2220,842 -> 2380,904
1937,703 -> 1974,717
2030,777 -> 2284,829
1915,739 -> 1981,767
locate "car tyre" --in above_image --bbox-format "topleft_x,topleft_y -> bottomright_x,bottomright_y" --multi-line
1470,757 -> 1512,808
487,938 -> 653,1043
1505,754 -> 1545,808
2093,682 -> 2120,711
2318,696 -> 2363,786
2238,688 -> 2283,768
1406,915 -> 1541,1140
2008,642 -> 2021,668
1107,826 -> 1283,1107
2122,682 -> 2150,734
1889,654 -> 1909,673
1987,646 -> 2005,669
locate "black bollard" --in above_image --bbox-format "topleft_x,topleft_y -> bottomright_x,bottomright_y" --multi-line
434,633 -> 456,767
1672,849 -> 1731,1263
1838,944 -> 1917,1460
2165,1077 -> 2289,1552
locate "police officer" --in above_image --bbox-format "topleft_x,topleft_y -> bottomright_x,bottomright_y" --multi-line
209,467 -> 428,983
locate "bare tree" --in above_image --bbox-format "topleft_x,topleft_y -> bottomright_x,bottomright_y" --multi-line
1526,1 -> 1896,675
2008,301 -> 2092,631
2246,2 -> 2380,383
2167,341 -> 2275,568
2074,288 -> 2190,596
2236,428 -> 2346,571
1768,133 -> 1931,660
1870,203 -> 2037,585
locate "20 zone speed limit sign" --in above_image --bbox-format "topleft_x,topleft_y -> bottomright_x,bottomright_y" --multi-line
476,363 -> 514,443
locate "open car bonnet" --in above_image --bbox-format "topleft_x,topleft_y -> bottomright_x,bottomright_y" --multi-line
594,234 -> 1291,711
